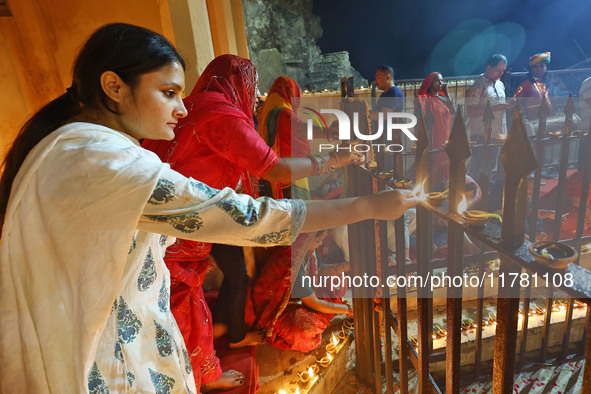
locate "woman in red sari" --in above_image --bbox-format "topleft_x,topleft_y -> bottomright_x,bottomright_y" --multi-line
251,231 -> 351,352
257,76 -> 311,199
142,56 -> 360,390
416,72 -> 455,187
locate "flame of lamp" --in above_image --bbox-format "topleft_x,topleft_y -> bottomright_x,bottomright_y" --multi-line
308,367 -> 314,378
457,195 -> 467,215
318,352 -> 333,367
412,180 -> 428,201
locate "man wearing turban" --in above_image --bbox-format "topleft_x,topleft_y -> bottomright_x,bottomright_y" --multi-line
514,52 -> 553,120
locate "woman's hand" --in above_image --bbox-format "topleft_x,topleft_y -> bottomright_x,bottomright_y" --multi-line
363,189 -> 418,221
332,149 -> 363,168
301,189 -> 418,233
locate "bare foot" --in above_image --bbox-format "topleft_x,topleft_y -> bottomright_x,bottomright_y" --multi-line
213,322 -> 228,339
228,330 -> 264,349
201,370 -> 244,392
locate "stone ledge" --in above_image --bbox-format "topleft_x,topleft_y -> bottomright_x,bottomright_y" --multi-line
257,316 -> 354,393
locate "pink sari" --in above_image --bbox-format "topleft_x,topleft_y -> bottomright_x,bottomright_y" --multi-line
251,236 -> 344,352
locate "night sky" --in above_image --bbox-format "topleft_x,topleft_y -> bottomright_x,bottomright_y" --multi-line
313,0 -> 591,81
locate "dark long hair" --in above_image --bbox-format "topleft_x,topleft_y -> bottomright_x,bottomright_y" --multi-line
0,23 -> 185,234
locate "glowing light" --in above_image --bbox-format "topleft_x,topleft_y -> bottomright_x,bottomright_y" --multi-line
308,367 -> 314,378
327,353 -> 332,361
332,334 -> 339,346
412,179 -> 428,201
279,390 -> 286,394
457,195 -> 467,214
295,387 -> 300,394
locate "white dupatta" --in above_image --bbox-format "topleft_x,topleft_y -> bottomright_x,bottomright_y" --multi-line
0,123 -> 165,392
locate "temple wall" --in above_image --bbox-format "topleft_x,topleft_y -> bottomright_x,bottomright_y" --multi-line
0,0 -> 249,160
0,0 -> 172,159
242,0 -> 367,93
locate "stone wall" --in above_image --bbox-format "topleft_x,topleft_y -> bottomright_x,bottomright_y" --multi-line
242,0 -> 367,92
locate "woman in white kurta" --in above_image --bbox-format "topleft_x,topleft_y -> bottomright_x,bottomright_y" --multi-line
0,122 -> 304,393
0,23 -> 416,393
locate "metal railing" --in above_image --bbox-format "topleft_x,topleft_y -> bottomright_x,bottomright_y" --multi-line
346,94 -> 591,393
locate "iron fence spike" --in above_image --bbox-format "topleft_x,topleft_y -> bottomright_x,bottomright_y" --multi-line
445,107 -> 471,164
483,101 -> 495,125
564,93 -> 575,118
537,95 -> 550,118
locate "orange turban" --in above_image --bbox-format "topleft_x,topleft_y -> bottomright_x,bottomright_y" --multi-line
529,52 -> 551,66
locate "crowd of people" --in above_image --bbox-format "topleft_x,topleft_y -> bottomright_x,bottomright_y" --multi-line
0,23 -> 417,393
1,20 -> 590,394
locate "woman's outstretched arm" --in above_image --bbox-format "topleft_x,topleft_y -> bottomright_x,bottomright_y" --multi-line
300,189 -> 417,233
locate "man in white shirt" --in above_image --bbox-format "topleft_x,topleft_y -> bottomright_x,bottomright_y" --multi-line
466,54 -> 515,181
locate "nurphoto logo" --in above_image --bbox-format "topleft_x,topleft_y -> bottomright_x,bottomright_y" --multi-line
304,106 -> 418,153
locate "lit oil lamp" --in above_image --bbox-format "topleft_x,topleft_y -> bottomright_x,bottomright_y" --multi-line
308,366 -> 319,386
326,334 -> 339,353
298,365 -> 318,384
458,194 -> 502,226
575,301 -> 588,310
412,179 -> 428,201
317,352 -> 333,367
457,194 -> 467,215
426,189 -> 448,206
343,317 -> 354,331
297,371 -> 310,383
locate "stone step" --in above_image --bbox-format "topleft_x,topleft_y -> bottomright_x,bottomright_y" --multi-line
460,358 -> 585,393
257,316 -> 354,394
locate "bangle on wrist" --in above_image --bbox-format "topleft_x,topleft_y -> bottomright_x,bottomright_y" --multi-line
310,154 -> 329,175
